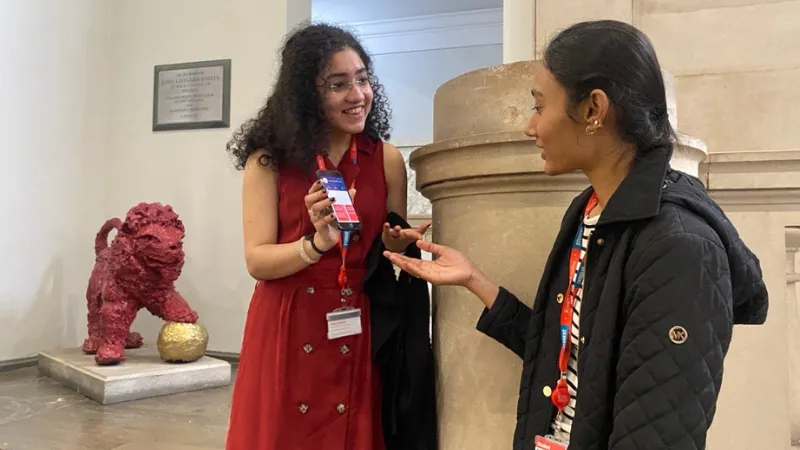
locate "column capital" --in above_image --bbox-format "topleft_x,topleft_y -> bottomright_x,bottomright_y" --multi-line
414,61 -> 706,204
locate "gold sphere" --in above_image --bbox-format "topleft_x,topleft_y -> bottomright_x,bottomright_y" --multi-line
157,322 -> 209,363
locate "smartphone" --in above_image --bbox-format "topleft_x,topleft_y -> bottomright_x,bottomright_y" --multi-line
317,169 -> 362,231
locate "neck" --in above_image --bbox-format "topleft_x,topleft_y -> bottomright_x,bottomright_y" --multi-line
327,130 -> 352,165
584,148 -> 635,213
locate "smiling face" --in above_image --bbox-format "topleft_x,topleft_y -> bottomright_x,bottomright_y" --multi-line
317,48 -> 373,135
525,67 -> 598,176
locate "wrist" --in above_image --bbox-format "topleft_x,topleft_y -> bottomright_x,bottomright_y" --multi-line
299,238 -> 321,264
313,232 -> 336,252
465,270 -> 499,309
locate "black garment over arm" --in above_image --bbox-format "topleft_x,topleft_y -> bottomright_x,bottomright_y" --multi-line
364,212 -> 438,450
476,288 -> 532,359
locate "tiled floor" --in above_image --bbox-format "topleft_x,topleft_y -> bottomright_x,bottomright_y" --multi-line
0,364 -> 236,450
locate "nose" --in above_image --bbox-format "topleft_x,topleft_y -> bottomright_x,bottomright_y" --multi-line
345,83 -> 366,103
524,110 -> 538,138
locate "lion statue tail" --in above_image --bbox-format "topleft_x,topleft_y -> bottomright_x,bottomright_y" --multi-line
95,218 -> 122,256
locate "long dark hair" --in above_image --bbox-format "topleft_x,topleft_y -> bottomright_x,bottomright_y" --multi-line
543,20 -> 676,155
226,23 -> 391,170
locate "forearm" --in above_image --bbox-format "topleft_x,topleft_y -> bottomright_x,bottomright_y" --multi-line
474,283 -> 531,359
245,235 -> 328,280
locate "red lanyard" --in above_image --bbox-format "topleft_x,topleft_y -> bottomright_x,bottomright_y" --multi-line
315,136 -> 358,300
551,192 -> 598,413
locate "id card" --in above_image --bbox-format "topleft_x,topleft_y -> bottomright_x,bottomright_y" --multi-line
535,435 -> 568,450
326,308 -> 362,340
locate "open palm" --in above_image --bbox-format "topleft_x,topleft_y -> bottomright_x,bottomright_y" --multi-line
383,237 -> 476,287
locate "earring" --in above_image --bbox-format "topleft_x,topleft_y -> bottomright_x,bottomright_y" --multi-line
585,119 -> 602,135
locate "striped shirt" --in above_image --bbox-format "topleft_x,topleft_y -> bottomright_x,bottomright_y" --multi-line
552,213 -> 599,441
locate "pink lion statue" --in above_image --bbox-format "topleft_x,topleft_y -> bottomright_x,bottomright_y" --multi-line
82,202 -> 198,365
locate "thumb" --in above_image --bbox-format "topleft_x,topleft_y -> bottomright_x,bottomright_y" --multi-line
416,239 -> 440,254
349,188 -> 357,200
418,220 -> 432,233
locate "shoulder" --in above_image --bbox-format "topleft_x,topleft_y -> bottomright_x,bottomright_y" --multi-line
243,149 -> 279,184
641,203 -> 722,248
244,149 -> 275,170
627,200 -> 726,275
382,142 -> 404,166
381,142 -> 407,177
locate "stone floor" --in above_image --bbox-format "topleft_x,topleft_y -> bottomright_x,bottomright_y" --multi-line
0,364 -> 237,450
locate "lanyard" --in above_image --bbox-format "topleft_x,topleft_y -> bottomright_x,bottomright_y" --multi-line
551,192 -> 598,413
315,135 -> 358,301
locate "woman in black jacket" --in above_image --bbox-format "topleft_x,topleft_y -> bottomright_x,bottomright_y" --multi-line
385,20 -> 769,450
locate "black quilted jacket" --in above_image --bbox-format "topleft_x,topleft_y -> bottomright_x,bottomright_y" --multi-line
476,145 -> 769,450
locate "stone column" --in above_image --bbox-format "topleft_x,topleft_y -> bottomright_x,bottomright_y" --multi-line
410,60 -> 706,449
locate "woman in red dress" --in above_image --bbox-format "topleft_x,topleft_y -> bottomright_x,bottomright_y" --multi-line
224,23 -> 429,450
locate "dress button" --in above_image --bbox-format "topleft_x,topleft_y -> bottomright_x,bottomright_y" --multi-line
580,336 -> 585,344
596,238 -> 605,245
305,287 -> 315,295
556,293 -> 564,304
543,386 -> 552,397
299,404 -> 309,414
339,344 -> 350,355
303,343 -> 313,354
353,234 -> 360,242
336,403 -> 346,414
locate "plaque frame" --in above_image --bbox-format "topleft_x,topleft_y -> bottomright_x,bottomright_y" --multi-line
152,59 -> 232,132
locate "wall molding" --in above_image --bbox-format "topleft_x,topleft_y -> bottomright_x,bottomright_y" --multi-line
350,8 -> 502,55
0,355 -> 37,373
703,150 -> 800,208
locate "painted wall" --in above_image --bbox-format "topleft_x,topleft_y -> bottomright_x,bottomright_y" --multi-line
106,0 -> 303,354
0,0 -> 306,361
0,0 -> 111,361
374,45 -> 502,147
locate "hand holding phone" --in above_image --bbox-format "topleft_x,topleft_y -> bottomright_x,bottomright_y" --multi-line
304,181 -> 340,251
316,170 -> 362,232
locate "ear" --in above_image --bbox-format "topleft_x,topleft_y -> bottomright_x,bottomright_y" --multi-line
578,88 -> 610,129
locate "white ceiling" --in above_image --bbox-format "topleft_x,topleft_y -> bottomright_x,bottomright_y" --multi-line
312,0 -> 501,23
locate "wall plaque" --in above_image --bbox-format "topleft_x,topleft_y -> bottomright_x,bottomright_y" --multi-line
152,59 -> 231,132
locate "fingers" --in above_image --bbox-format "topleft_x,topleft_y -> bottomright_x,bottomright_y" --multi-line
308,180 -> 323,195
383,251 -> 423,276
316,212 -> 337,228
416,239 -> 443,255
397,228 -> 424,242
383,223 -> 403,239
310,207 -> 337,232
308,197 -> 334,217
416,220 -> 432,234
304,183 -> 328,209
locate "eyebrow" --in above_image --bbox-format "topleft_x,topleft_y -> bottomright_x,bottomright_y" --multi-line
325,67 -> 367,80
531,88 -> 544,98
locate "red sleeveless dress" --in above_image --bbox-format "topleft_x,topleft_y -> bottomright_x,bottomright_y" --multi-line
226,134 -> 386,450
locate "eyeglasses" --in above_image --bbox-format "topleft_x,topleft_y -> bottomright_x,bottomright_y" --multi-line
321,75 -> 373,96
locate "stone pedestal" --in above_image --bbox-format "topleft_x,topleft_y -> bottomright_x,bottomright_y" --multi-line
410,60 -> 706,449
38,346 -> 231,405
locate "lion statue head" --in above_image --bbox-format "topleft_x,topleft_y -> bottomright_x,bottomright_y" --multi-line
110,202 -> 186,286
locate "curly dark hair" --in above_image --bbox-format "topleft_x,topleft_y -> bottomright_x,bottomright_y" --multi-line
226,22 -> 391,171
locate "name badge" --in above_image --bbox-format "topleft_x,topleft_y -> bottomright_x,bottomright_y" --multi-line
535,435 -> 568,450
326,308 -> 362,340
